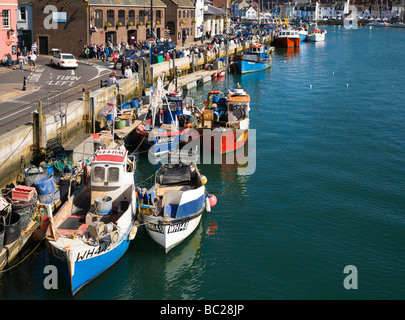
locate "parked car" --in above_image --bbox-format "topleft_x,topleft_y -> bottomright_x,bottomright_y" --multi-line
151,41 -> 176,55
118,49 -> 146,63
50,53 -> 78,69
211,34 -> 227,44
150,41 -> 176,63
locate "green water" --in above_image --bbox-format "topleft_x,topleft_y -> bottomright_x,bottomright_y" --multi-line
1,26 -> 404,300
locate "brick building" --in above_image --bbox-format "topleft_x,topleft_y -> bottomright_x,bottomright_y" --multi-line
89,0 -> 166,47
160,0 -> 195,45
31,0 -> 166,57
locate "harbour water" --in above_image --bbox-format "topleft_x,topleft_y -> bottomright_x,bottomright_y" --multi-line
1,25 -> 404,300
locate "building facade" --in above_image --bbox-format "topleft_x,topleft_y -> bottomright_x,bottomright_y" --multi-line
1,0 -> 19,60
160,0 -> 195,45
17,0 -> 33,50
89,0 -> 166,47
31,0 -> 166,57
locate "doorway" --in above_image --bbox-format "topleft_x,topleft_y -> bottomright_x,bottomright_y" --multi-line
127,30 -> 137,46
105,31 -> 116,46
39,36 -> 48,55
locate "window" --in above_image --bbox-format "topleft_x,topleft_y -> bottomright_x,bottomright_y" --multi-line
139,10 -> 146,24
179,10 -> 181,18
95,10 -> 103,28
107,9 -> 115,25
156,10 -> 161,24
2,10 -> 10,29
108,167 -> 119,182
118,10 -> 125,24
20,6 -> 26,21
129,10 -> 135,24
93,167 -> 105,183
183,11 -> 186,18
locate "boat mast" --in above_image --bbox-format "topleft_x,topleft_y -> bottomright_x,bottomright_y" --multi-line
225,7 -> 229,92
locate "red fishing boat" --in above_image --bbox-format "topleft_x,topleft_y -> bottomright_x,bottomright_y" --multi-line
275,28 -> 300,48
197,85 -> 250,154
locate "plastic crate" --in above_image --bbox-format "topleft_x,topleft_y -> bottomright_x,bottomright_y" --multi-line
12,185 -> 37,202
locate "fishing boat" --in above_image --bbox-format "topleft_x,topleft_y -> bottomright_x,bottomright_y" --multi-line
298,27 -> 308,42
275,28 -> 300,47
136,78 -> 197,159
45,148 -> 137,295
308,28 -> 326,42
138,162 -> 214,253
234,43 -> 272,74
197,84 -> 250,154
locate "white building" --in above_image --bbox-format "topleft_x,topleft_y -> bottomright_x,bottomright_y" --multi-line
194,0 -> 205,41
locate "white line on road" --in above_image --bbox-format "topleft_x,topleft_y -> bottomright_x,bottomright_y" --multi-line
0,105 -> 34,121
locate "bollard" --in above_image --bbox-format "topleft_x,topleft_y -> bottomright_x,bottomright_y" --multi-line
22,76 -> 26,91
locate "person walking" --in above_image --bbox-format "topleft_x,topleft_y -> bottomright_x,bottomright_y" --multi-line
29,51 -> 37,71
84,46 -> 90,60
31,41 -> 38,56
18,53 -> 24,71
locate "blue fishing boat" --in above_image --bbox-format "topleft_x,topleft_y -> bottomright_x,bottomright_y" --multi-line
45,148 -> 138,295
136,79 -> 197,159
234,43 -> 272,75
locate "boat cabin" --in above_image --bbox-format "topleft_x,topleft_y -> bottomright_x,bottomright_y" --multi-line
91,149 -> 133,208
226,88 -> 250,130
278,29 -> 300,38
161,92 -> 193,126
243,43 -> 267,61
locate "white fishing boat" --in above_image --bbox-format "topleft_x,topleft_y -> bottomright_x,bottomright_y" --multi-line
45,148 -> 137,295
308,28 -> 326,42
138,162 -> 215,253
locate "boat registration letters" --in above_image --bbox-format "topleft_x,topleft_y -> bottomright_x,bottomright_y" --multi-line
168,222 -> 189,233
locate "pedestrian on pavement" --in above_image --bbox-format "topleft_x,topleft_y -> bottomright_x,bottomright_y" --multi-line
22,47 -> 29,65
29,51 -> 37,71
105,47 -> 110,61
84,46 -> 90,60
31,41 -> 38,56
124,65 -> 132,78
18,53 -> 24,71
107,73 -> 122,90
113,51 -> 118,69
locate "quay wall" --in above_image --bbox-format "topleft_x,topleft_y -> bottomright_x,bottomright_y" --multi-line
0,36 -> 272,188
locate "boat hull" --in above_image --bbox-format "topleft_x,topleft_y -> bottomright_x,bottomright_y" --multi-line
276,37 -> 300,48
234,59 -> 271,74
198,127 -> 248,154
138,129 -> 185,158
144,214 -> 203,253
308,33 -> 325,42
143,187 -> 206,253
47,229 -> 132,295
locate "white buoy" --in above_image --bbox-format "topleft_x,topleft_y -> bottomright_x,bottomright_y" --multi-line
309,84 -> 312,89
346,83 -> 349,87
332,72 -> 335,76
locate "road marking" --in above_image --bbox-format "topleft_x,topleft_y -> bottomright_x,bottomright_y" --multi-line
0,105 -> 34,121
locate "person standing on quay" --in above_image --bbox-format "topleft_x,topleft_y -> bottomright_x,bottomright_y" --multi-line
31,41 -> 38,56
18,53 -> 24,71
29,51 -> 37,72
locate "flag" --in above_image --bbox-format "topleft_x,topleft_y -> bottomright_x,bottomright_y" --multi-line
99,97 -> 117,119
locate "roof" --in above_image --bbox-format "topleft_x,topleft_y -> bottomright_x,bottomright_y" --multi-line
165,0 -> 195,8
92,149 -> 127,164
89,0 -> 166,7
205,4 -> 226,15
